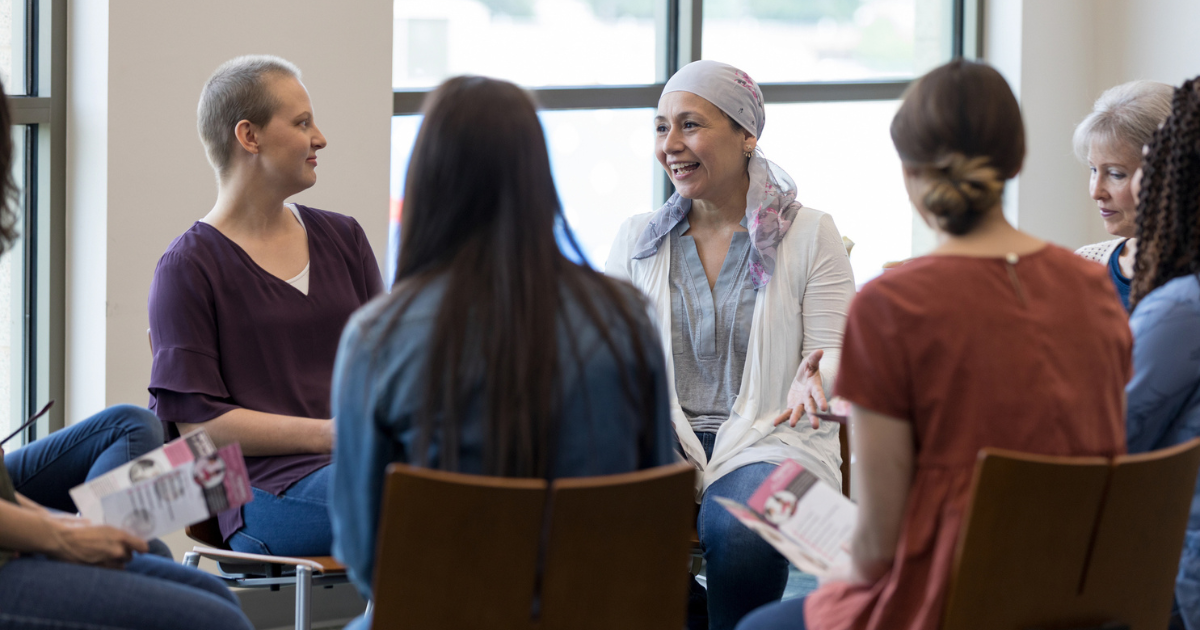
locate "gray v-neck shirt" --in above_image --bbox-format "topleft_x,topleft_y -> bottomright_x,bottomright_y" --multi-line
669,215 -> 757,434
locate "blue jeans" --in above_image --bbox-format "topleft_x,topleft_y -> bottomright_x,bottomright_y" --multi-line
5,404 -> 163,512
0,553 -> 252,629
735,595 -> 808,630
230,465 -> 332,556
697,432 -> 790,630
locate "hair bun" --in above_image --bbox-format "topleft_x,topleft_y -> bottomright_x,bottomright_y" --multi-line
922,153 -> 1004,235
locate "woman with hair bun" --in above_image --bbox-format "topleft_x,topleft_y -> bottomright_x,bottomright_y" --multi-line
737,59 -> 1131,630
1124,77 -> 1200,630
1073,80 -> 1173,310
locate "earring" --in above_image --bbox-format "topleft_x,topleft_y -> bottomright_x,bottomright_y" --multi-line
743,147 -> 754,158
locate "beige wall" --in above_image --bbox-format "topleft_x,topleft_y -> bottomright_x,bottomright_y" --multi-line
66,0 -> 393,424
985,0 -> 1200,252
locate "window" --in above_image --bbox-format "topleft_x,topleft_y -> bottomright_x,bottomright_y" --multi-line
1,0 -> 65,446
390,0 -> 979,284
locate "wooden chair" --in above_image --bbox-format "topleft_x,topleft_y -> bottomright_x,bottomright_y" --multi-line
942,438 -> 1200,630
369,462 -> 696,630
148,329 -> 348,630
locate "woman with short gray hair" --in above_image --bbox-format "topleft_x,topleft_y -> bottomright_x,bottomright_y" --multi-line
147,55 -> 383,557
1073,80 -> 1172,310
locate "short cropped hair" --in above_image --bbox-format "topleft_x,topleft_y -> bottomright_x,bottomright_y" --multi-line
1073,80 -> 1173,162
197,55 -> 301,174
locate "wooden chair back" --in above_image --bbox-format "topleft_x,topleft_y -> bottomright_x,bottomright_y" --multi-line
370,462 -> 695,630
942,438 -> 1200,630
539,462 -> 695,630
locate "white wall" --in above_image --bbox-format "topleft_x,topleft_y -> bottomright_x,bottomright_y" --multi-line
66,0 -> 393,424
985,0 -> 1200,251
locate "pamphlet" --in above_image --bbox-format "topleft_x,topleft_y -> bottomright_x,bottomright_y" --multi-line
69,429 -> 252,540
715,459 -> 856,576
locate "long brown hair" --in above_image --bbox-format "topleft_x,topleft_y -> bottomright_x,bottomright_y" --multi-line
0,79 -> 19,253
1131,77 -> 1200,309
890,59 -> 1025,235
374,76 -> 658,478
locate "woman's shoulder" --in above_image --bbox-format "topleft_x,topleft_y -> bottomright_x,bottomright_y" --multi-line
156,223 -> 224,273
1074,238 -> 1125,264
293,205 -> 366,238
1134,275 -> 1200,321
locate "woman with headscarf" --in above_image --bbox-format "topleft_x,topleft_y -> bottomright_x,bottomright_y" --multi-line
606,60 -> 856,630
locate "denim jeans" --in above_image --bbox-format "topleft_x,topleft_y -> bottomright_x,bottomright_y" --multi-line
4,404 -> 163,512
0,552 -> 252,630
697,431 -> 790,630
734,595 -> 808,630
229,464 -> 333,557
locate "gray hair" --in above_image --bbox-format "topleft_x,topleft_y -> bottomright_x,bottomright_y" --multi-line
197,55 -> 302,175
1073,80 -> 1172,162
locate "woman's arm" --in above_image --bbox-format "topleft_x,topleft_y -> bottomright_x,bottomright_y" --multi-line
845,403 -> 915,583
1126,289 -> 1200,452
180,409 -> 332,455
0,499 -> 147,566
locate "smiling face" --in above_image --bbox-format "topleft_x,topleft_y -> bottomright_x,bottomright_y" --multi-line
655,91 -> 755,203
1087,139 -> 1141,238
256,75 -> 327,194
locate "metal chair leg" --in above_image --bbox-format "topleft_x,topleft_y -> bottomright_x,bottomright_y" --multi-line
183,551 -> 200,568
295,564 -> 312,630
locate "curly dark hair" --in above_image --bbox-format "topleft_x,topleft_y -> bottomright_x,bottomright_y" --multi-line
1130,77 -> 1200,309
0,79 -> 19,254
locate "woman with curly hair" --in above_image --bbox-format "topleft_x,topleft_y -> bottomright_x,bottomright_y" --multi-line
1125,76 -> 1200,630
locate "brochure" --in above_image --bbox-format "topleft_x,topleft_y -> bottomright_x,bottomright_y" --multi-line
715,458 -> 857,576
69,429 -> 252,540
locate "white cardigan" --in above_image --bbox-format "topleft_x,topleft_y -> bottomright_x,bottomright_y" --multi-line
605,205 -> 856,495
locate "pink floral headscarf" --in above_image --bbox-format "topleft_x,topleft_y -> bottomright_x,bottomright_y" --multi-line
632,60 -> 800,289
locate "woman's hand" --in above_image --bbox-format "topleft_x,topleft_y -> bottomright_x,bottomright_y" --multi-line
774,349 -> 828,429
46,516 -> 148,568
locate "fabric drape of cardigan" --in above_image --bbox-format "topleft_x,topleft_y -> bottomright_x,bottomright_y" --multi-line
606,204 -> 855,494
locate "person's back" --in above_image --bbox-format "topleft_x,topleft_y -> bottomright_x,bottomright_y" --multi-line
327,76 -> 675,630
330,275 -> 673,599
737,60 -> 1131,630
855,246 -> 1129,465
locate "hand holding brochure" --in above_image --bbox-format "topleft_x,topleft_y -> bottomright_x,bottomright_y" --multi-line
715,459 -> 856,577
69,429 -> 252,540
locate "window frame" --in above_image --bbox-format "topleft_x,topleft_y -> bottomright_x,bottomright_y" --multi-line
8,0 -> 66,442
392,0 -> 981,206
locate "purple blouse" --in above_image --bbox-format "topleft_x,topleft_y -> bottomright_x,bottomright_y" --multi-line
148,205 -> 384,539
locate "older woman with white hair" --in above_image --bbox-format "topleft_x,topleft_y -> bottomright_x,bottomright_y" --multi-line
606,60 -> 856,630
1074,80 -> 1173,310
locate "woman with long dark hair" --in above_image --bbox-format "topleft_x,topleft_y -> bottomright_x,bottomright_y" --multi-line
737,59 -> 1130,630
329,76 -> 674,629
0,81 -> 253,629
1124,77 -> 1200,630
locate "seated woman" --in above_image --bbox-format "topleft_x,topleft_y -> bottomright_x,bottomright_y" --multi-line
1073,80 -> 1172,310
329,76 -> 675,630
1124,76 -> 1200,630
736,59 -> 1131,630
148,55 -> 383,556
0,78 -> 251,630
605,60 -> 856,630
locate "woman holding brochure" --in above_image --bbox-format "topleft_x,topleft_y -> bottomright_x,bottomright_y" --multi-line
605,59 -> 856,630
0,80 -> 252,629
737,60 -> 1130,630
